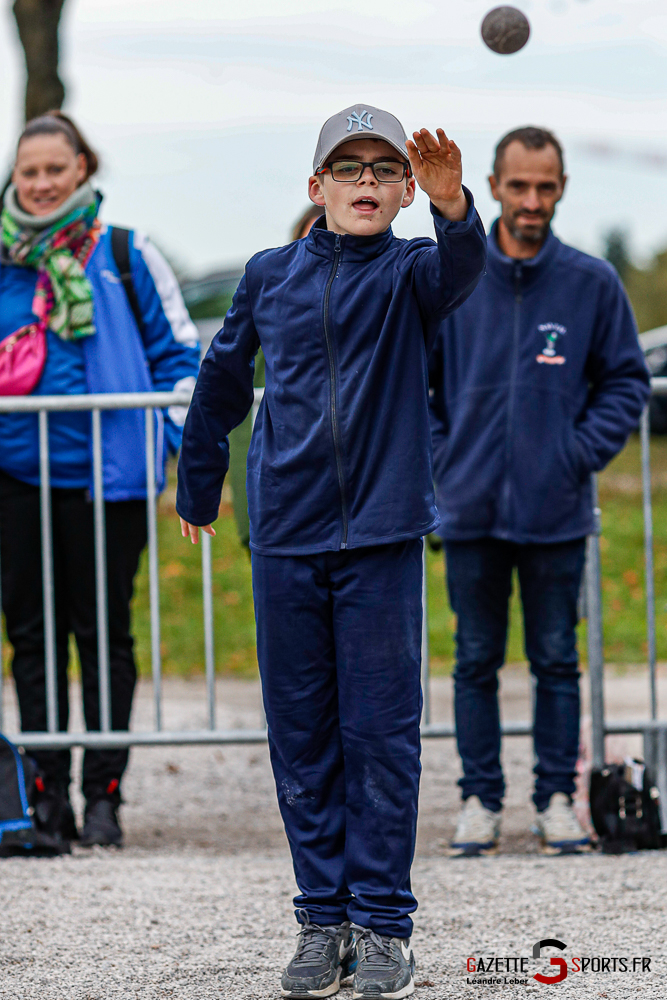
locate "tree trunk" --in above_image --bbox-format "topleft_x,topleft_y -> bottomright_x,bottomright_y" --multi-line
12,0 -> 66,121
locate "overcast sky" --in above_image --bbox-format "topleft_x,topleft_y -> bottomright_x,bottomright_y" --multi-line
1,0 -> 666,274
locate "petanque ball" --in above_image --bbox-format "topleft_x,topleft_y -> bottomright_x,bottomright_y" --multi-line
481,6 -> 531,54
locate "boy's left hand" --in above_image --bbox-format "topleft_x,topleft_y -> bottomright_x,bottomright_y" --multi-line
180,516 -> 216,544
406,128 -> 468,222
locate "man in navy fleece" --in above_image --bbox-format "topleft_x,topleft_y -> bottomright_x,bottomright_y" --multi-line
429,126 -> 650,859
177,105 -> 486,999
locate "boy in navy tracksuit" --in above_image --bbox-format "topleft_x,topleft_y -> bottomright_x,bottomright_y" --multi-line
177,105 -> 486,999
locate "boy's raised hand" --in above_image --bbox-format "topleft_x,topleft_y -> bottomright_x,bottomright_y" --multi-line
180,516 -> 216,544
406,128 -> 468,222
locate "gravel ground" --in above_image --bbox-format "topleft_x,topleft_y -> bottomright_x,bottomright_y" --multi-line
1,667 -> 667,999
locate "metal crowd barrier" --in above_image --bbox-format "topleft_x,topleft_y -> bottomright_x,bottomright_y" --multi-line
588,378 -> 667,832
0,384 -> 665,790
0,390 -> 272,749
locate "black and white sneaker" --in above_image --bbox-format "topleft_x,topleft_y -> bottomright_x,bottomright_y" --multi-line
352,927 -> 415,999
281,913 -> 355,998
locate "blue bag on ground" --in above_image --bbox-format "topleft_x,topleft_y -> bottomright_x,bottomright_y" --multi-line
0,734 -> 70,857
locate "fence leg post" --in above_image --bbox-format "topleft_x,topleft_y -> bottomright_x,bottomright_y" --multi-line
202,530 -> 216,730
39,410 -> 58,733
587,475 -> 605,770
656,727 -> 667,834
92,409 -> 111,733
251,390 -> 266,730
145,408 -> 162,731
640,406 -> 658,722
643,728 -> 657,785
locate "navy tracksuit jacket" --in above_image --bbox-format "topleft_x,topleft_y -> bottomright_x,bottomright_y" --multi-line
429,222 -> 650,542
177,197 -> 487,936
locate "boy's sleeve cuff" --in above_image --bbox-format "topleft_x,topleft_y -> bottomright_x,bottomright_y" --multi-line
430,186 -> 477,233
175,498 -> 220,527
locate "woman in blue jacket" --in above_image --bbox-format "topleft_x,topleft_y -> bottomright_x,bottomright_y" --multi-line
0,111 -> 199,847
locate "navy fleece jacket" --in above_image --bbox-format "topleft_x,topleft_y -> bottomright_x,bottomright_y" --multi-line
429,221 -> 650,544
177,194 -> 486,554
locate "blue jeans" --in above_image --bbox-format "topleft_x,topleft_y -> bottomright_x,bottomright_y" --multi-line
445,537 -> 586,813
252,540 -> 423,939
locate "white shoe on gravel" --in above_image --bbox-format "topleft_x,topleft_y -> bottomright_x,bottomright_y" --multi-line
449,795 -> 501,857
534,793 -> 591,855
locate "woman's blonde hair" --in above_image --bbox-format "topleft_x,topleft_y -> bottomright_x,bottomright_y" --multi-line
291,205 -> 324,242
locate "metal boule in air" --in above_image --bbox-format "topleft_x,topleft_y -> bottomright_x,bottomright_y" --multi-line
481,6 -> 531,54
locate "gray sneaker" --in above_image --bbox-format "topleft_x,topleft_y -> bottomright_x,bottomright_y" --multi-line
534,793 -> 591,855
351,926 -> 415,999
281,913 -> 355,998
449,795 -> 501,857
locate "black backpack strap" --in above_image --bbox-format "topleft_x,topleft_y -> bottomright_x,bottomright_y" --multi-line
110,226 -> 144,331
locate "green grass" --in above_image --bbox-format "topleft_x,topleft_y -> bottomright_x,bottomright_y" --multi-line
130,433 -> 667,678
132,496 -> 258,677
4,434 -> 667,679
188,293 -> 233,320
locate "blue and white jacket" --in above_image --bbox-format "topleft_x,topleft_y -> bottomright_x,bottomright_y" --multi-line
177,196 -> 487,554
0,225 -> 200,500
429,222 -> 651,543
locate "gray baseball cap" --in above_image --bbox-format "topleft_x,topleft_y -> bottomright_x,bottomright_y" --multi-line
313,104 -> 409,174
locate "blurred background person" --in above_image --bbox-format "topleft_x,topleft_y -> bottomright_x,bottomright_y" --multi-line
229,205 -> 324,550
0,110 -> 199,848
428,126 -> 650,857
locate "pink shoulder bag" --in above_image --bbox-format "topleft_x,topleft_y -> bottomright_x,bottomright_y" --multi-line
0,324 -> 47,396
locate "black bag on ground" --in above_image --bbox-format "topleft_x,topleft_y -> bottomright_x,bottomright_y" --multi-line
0,734 -> 70,857
590,758 -> 664,854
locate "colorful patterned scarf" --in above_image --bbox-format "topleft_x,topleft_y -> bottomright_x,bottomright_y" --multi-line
1,188 -> 100,341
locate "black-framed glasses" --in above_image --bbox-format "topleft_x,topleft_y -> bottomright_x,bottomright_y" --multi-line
318,159 -> 410,183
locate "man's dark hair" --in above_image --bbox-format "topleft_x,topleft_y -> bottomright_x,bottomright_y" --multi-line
493,126 -> 564,178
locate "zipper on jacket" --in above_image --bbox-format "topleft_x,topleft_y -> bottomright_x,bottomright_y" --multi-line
501,263 -> 523,529
322,234 -> 349,549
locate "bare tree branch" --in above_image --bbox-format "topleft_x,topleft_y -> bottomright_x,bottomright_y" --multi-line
12,0 -> 67,121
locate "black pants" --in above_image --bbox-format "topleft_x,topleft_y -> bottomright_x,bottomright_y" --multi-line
0,470 -> 147,804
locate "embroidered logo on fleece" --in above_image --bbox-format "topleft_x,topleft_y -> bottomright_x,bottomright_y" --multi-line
347,110 -> 374,133
536,322 -> 566,365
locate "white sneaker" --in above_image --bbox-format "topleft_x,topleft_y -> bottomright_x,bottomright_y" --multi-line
534,793 -> 591,855
449,795 -> 501,857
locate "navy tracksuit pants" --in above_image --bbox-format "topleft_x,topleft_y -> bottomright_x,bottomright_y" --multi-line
252,540 -> 423,939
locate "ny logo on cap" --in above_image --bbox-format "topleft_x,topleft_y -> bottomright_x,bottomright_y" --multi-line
347,110 -> 373,133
